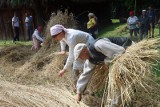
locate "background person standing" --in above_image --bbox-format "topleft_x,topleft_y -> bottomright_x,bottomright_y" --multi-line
127,11 -> 138,41
138,10 -> 149,40
12,12 -> 20,43
25,12 -> 33,41
148,6 -> 156,38
87,12 -> 98,39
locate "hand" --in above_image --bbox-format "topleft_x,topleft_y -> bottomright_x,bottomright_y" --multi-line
60,51 -> 66,55
76,93 -> 82,102
54,51 -> 66,55
58,69 -> 65,77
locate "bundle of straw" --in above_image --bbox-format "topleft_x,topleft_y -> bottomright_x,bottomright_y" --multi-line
88,64 -> 109,92
43,9 -> 77,49
105,38 -> 160,106
0,80 -> 88,107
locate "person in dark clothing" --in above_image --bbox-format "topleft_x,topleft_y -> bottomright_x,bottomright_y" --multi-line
138,10 -> 150,40
148,6 -> 156,38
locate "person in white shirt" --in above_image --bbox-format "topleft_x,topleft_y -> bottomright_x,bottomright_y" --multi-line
12,12 -> 20,43
31,26 -> 45,52
25,12 -> 33,41
73,37 -> 133,102
127,11 -> 138,40
50,24 -> 94,90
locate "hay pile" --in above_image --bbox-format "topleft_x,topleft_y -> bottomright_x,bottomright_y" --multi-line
45,9 -> 77,36
88,64 -> 109,93
0,45 -> 34,79
43,9 -> 77,49
104,38 -> 160,106
0,80 -> 87,107
0,44 -> 90,107
0,9 -> 99,107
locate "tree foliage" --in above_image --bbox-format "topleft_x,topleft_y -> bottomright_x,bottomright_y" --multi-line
119,0 -> 160,10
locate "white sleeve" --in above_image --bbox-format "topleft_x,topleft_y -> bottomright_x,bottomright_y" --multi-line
25,17 -> 29,23
34,31 -> 44,42
135,16 -> 138,21
76,60 -> 95,94
63,40 -> 76,71
95,39 -> 125,60
12,18 -> 14,26
12,17 -> 16,26
60,40 -> 67,52
127,17 -> 130,24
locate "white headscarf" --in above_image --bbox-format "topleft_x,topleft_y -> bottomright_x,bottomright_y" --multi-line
50,24 -> 67,37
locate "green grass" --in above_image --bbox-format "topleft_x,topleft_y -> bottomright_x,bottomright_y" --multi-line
98,19 -> 129,38
98,19 -> 160,38
0,40 -> 32,47
153,62 -> 160,84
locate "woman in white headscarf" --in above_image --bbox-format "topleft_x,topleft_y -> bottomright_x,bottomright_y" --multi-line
50,24 -> 94,90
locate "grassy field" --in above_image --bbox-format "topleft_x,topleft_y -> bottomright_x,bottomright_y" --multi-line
99,19 -> 160,38
0,40 -> 32,47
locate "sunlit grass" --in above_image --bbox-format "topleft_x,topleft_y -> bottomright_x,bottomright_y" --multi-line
99,19 -> 160,38
0,40 -> 32,47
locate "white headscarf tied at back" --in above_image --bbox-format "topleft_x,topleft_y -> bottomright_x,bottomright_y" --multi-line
50,24 -> 67,37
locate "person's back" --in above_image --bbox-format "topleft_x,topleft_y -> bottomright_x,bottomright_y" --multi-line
65,29 -> 93,44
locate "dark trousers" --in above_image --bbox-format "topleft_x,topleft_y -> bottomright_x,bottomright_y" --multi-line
27,26 -> 33,41
88,28 -> 97,39
13,27 -> 19,41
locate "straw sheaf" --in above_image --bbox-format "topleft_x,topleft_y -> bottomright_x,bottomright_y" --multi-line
0,80 -> 88,107
105,38 -> 160,106
43,9 -> 77,49
88,64 -> 109,92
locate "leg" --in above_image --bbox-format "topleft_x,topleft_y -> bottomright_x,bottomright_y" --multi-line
27,28 -> 30,40
27,28 -> 32,41
72,60 -> 85,92
133,29 -> 138,41
14,27 -> 19,42
152,24 -> 155,38
139,29 -> 143,40
144,29 -> 148,39
129,29 -> 133,40
29,28 -> 33,40
72,69 -> 80,92
148,24 -> 152,38
13,27 -> 16,42
16,27 -> 19,41
159,26 -> 160,36
32,37 -> 40,52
